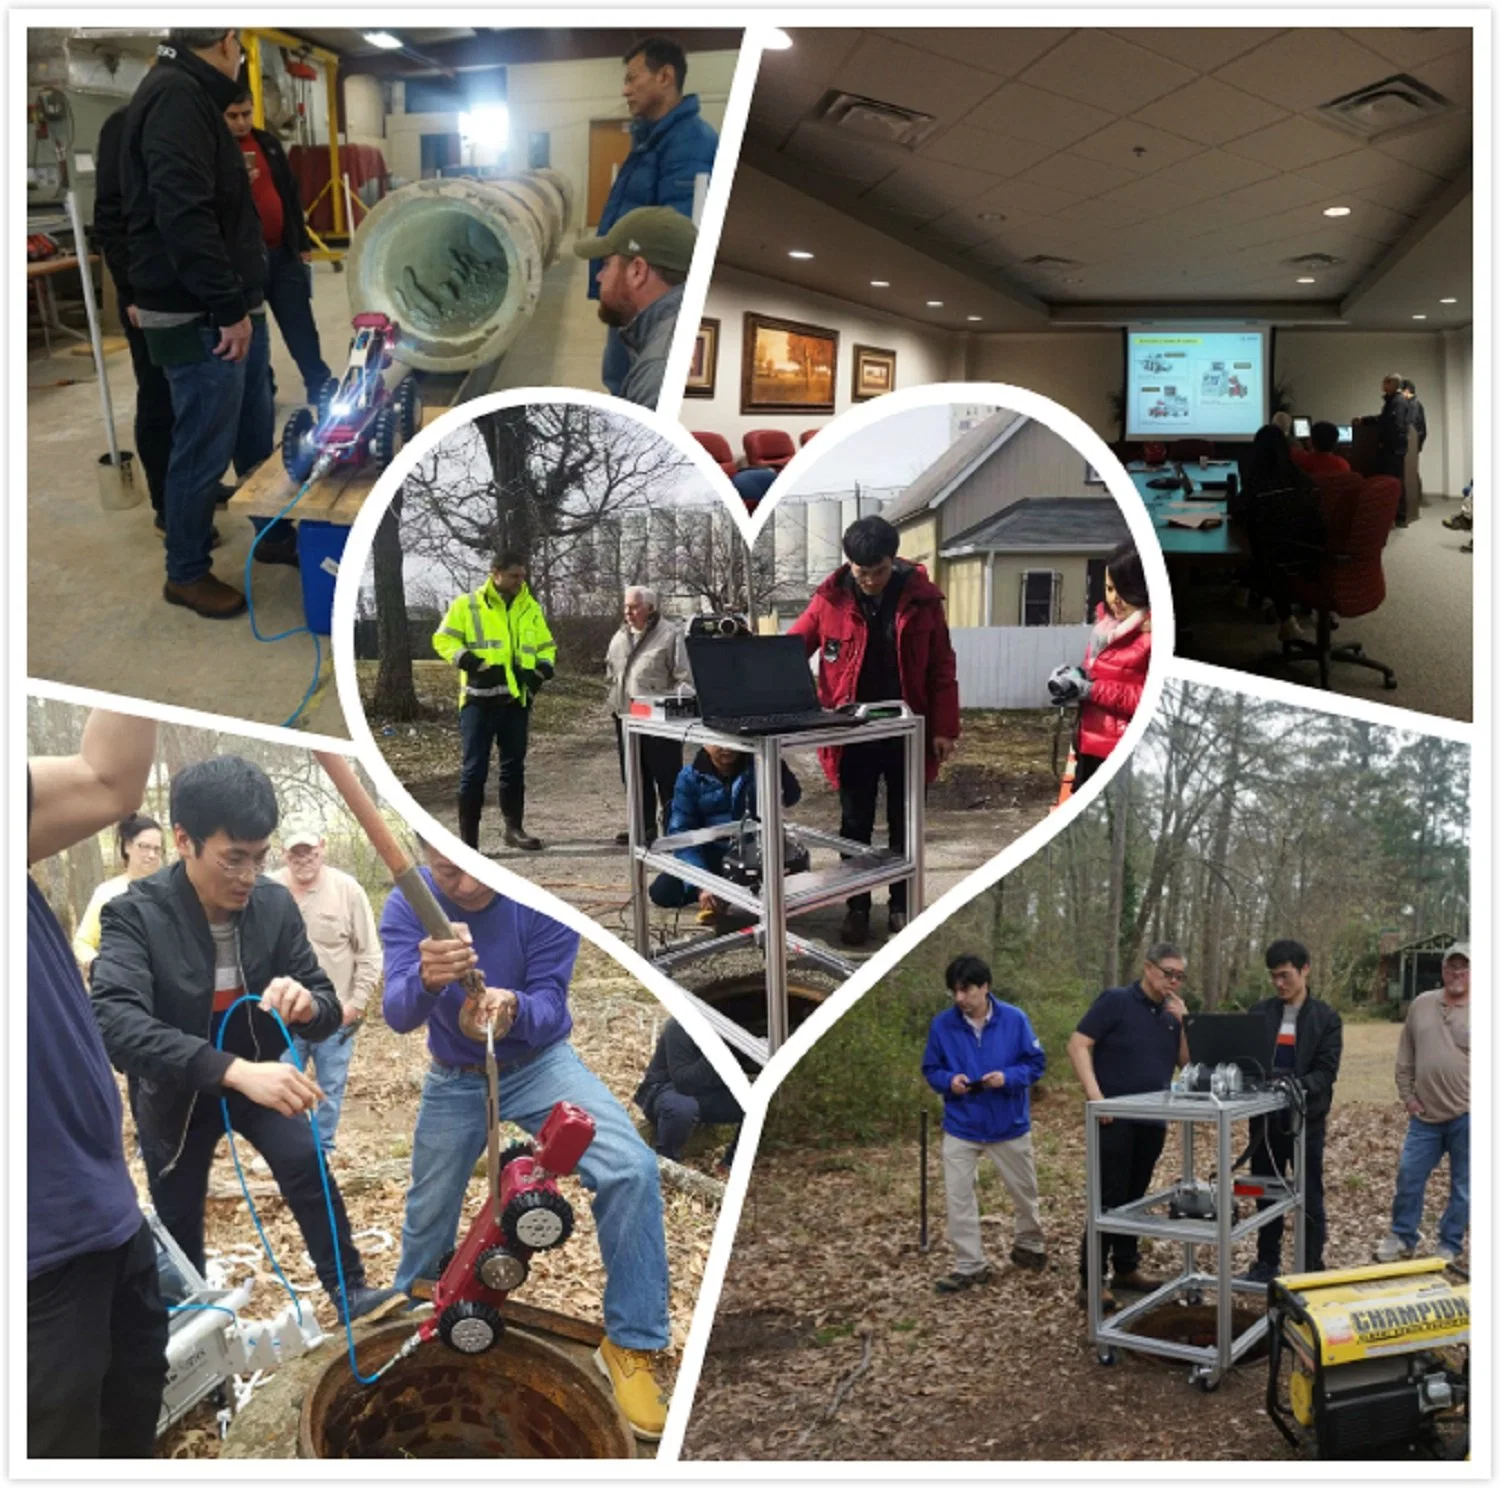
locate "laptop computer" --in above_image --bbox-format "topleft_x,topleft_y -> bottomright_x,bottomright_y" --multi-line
686,634 -> 856,736
1293,417 -> 1311,439
1184,1013 -> 1277,1079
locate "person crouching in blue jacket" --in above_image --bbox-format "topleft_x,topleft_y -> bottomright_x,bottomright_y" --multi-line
922,953 -> 1048,1292
648,745 -> 800,922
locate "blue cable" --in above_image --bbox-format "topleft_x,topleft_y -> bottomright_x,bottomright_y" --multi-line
214,993 -> 381,1384
243,472 -> 324,731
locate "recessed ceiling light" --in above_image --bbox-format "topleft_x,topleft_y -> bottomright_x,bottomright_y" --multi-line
870,279 -> 890,287
362,31 -> 403,49
763,27 -> 794,50
1296,276 -> 1317,284
1440,297 -> 1458,304
967,315 -> 983,322
1323,205 -> 1352,217
926,300 -> 944,307
787,250 -> 813,260
1412,313 -> 1427,320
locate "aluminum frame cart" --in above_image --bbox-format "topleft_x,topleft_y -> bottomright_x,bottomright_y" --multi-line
1084,1086 -> 1306,1390
622,706 -> 925,1066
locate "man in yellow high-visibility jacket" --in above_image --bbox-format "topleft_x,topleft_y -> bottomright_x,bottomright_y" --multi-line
433,551 -> 558,852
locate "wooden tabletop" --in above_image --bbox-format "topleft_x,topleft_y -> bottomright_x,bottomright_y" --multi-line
27,253 -> 98,279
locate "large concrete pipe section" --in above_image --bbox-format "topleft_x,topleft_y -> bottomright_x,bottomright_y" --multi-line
347,167 -> 574,374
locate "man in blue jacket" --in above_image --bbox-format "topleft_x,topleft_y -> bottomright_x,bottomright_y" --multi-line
592,36 -> 719,395
922,954 -> 1048,1292
381,839 -> 672,1442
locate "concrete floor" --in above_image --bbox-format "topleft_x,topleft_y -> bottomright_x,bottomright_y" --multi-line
1176,492 -> 1474,722
27,252 -> 606,734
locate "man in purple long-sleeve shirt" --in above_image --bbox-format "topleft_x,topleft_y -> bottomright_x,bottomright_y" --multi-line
381,840 -> 672,1441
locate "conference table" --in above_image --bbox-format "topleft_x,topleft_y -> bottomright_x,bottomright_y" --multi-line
1126,461 -> 1247,561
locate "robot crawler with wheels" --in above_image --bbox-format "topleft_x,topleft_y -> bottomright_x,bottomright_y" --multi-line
281,312 -> 422,482
418,1101 -> 596,1355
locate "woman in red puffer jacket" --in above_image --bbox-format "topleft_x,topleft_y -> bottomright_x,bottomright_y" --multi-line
1073,543 -> 1152,790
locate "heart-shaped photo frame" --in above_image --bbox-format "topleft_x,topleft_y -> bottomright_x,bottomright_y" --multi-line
333,382 -> 1173,1084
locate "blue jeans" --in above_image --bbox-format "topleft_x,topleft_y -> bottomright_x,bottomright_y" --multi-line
283,1024 -> 358,1151
649,848 -> 727,908
161,317 -> 274,585
264,243 -> 331,401
1390,1112 -> 1468,1252
601,324 -> 628,397
393,1041 -> 670,1349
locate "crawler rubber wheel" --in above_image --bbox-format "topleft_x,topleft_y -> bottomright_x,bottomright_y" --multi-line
315,375 -> 340,423
396,376 -> 422,441
438,1298 -> 504,1355
1097,1347 -> 1117,1366
498,1140 -> 535,1173
476,1244 -> 530,1293
370,407 -> 402,468
281,407 -> 318,481
434,1247 -> 456,1279
501,1188 -> 574,1252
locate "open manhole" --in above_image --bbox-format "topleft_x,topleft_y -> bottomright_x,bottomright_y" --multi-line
695,973 -> 827,1040
300,1322 -> 633,1459
1129,1303 -> 1269,1361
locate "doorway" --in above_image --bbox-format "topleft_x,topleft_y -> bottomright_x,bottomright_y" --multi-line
586,118 -> 633,225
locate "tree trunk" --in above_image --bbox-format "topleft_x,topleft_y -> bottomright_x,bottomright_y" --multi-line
1200,692 -> 1244,1010
1104,757 -> 1131,987
483,407 -> 534,557
372,487 -> 421,721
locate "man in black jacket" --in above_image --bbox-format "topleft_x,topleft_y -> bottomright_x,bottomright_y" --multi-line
1372,373 -> 1414,526
1243,938 -> 1343,1282
634,1018 -> 744,1168
92,756 -> 396,1325
121,28 -> 279,621
224,90 -> 332,405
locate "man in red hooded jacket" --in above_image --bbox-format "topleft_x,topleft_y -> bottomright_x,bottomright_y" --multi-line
789,516 -> 959,945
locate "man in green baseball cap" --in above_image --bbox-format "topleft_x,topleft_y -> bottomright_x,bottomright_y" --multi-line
574,206 -> 697,409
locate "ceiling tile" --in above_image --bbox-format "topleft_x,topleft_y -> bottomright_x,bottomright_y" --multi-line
1410,46 -> 1474,107
1223,114 -> 1366,171
966,80 -> 1117,149
1292,146 -> 1445,200
1048,195 -> 1153,230
1338,26 -> 1473,69
1374,110 -> 1473,177
1095,148 -> 1277,213
1069,117 -> 1205,174
971,175 -> 1089,218
1105,27 -> 1286,72
1214,28 -> 1400,113
832,32 -> 1006,121
748,28 -> 869,145
1018,30 -> 1199,114
1330,197 -> 1417,246
918,207 -> 1001,250
1014,149 -> 1137,198
919,123 -> 1054,178
780,122 -> 900,189
1131,75 -> 1289,147
863,158 -> 1003,220
876,27 -> 1071,79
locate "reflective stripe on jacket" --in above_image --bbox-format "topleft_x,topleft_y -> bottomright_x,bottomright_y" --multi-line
432,579 -> 557,706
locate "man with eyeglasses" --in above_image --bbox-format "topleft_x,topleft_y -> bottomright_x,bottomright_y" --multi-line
1067,943 -> 1189,1313
91,756 -> 398,1326
1242,938 -> 1342,1281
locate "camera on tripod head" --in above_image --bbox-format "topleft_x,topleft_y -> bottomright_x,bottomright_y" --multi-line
688,613 -> 751,639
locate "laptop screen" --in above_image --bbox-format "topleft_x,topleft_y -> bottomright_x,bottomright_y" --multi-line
1337,424 -> 1353,444
1292,417 -> 1311,439
687,635 -> 821,719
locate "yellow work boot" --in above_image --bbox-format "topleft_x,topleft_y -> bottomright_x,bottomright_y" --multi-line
595,1338 -> 669,1441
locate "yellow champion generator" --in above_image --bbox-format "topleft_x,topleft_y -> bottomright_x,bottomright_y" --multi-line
1266,1257 -> 1469,1459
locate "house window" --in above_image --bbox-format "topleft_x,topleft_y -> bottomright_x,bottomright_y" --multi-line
1085,559 -> 1107,619
1020,569 -> 1062,626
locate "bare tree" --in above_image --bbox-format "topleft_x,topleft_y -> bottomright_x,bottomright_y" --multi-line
372,485 -> 419,720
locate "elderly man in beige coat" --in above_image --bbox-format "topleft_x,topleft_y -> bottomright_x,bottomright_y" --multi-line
606,585 -> 693,845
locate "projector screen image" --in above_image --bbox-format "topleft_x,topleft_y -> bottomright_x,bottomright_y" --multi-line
1125,328 -> 1268,441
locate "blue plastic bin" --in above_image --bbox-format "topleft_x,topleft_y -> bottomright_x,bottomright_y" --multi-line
297,520 -> 348,636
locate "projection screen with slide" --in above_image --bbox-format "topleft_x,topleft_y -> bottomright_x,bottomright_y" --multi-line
1125,326 -> 1269,441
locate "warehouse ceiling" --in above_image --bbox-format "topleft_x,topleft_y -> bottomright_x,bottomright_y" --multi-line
732,26 -> 1473,330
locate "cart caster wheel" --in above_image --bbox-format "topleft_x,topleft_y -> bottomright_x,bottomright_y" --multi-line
1189,1366 -> 1219,1392
1097,1348 -> 1117,1366
438,1298 -> 504,1355
1184,1290 -> 1203,1307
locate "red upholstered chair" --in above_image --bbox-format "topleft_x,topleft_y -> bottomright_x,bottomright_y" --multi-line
744,429 -> 796,470
1277,473 -> 1401,690
1169,439 -> 1215,461
693,431 -> 737,480
800,429 -> 818,446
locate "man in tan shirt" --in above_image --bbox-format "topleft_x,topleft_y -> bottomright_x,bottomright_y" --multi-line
1374,943 -> 1469,1263
273,824 -> 383,1152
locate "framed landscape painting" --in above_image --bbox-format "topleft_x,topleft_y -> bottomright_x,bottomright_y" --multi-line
685,317 -> 719,398
741,312 -> 838,414
851,343 -> 897,402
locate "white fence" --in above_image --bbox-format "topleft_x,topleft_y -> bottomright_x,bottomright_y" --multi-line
951,624 -> 1092,710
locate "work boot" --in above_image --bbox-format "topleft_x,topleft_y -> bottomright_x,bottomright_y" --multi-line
504,820 -> 542,852
1241,1260 -> 1279,1285
163,574 -> 247,619
456,793 -> 483,851
332,1282 -> 402,1326
1112,1264 -> 1168,1290
1010,1245 -> 1047,1272
213,482 -> 236,506
1373,1232 -> 1416,1263
1443,512 -> 1472,531
888,908 -> 908,935
595,1339 -> 668,1441
254,532 -> 300,567
840,907 -> 870,946
935,1267 -> 991,1294
1076,1282 -> 1117,1313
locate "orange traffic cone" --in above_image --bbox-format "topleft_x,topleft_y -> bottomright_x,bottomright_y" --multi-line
1052,748 -> 1078,811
